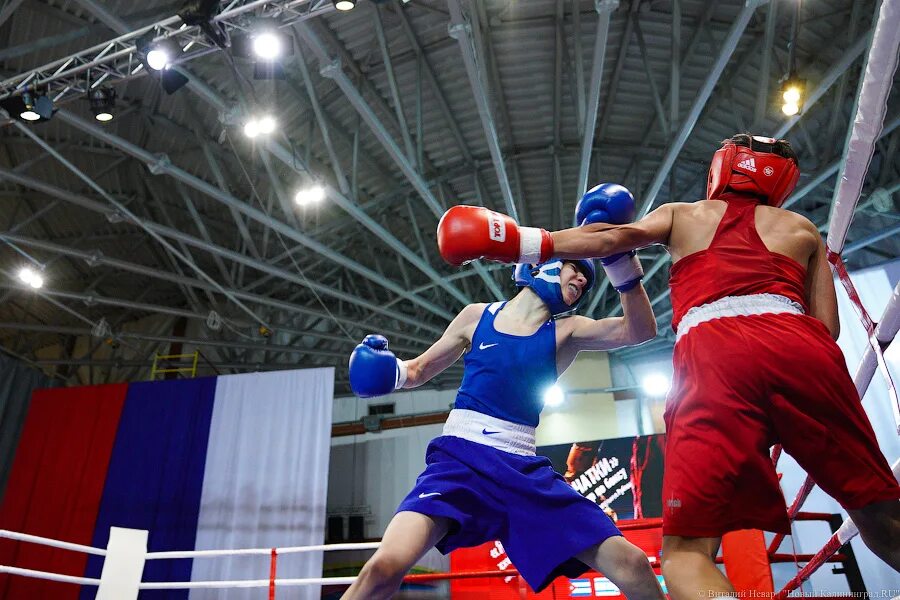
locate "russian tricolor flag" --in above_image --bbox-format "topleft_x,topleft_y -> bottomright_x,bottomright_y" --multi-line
0,369 -> 332,600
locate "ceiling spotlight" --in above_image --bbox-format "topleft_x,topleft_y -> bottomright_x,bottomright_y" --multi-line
136,34 -> 189,94
257,115 -> 276,134
243,119 -> 260,139
780,76 -> 805,118
641,373 -> 670,397
146,48 -> 168,70
243,114 -> 276,138
137,36 -> 182,71
88,87 -> 116,122
20,91 -> 38,120
18,266 -> 44,289
543,384 -> 565,407
295,185 -> 325,206
782,87 -> 800,104
333,0 -> 356,11
252,31 -> 282,59
10,91 -> 55,122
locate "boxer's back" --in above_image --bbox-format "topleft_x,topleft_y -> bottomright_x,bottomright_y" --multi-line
666,195 -> 822,331
668,199 -> 819,267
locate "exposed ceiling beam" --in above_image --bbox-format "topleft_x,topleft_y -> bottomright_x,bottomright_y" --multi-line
448,0 -> 521,221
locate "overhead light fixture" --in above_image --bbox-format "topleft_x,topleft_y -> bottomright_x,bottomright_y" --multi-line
20,92 -> 40,121
7,91 -> 55,122
780,77 -> 805,117
249,19 -> 286,60
18,266 -> 44,289
543,384 -> 565,407
641,373 -> 670,397
295,185 -> 325,206
136,34 -> 189,94
230,18 -> 292,80
252,31 -> 281,59
333,0 -> 356,11
137,34 -> 183,71
243,114 -> 276,138
88,87 -> 117,122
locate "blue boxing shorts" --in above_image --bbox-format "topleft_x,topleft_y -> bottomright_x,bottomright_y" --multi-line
396,433 -> 621,592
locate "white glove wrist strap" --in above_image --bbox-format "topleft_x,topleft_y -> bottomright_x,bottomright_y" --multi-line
395,359 -> 408,389
518,227 -> 544,264
603,254 -> 643,288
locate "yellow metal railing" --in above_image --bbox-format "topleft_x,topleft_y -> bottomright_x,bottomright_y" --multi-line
151,350 -> 199,380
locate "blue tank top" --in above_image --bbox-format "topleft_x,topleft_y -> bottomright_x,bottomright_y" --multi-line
454,302 -> 558,427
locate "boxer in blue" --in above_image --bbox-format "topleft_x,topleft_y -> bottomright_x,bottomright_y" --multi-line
344,186 -> 664,599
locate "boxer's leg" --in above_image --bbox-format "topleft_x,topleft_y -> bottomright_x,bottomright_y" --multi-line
661,536 -> 733,600
341,511 -> 451,600
576,537 -> 665,600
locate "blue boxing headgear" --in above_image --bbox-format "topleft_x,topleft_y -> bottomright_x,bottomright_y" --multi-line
513,259 -> 596,317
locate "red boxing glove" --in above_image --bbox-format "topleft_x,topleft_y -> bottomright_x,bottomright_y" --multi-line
437,205 -> 553,266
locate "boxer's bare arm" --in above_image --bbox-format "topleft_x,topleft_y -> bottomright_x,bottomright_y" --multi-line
806,232 -> 840,339
549,204 -> 677,258
402,304 -> 483,387
556,284 -> 657,372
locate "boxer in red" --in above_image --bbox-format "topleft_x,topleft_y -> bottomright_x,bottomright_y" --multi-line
437,134 -> 900,598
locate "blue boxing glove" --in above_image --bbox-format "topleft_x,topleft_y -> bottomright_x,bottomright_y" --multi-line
575,183 -> 644,292
349,334 -> 408,398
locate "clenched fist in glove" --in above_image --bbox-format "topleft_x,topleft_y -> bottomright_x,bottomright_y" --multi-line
349,334 -> 407,398
437,205 -> 553,266
576,183 -> 644,293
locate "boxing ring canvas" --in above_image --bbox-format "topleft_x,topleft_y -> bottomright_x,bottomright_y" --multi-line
0,367 -> 333,600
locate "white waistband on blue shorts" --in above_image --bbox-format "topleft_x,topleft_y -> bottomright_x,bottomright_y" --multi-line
442,409 -> 536,456
675,293 -> 804,344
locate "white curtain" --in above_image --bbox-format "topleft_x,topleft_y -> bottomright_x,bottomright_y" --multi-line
189,368 -> 333,599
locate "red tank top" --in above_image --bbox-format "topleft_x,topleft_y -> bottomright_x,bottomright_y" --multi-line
669,195 -> 809,331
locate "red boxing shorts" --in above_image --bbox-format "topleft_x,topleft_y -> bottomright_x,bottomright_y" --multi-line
662,306 -> 900,537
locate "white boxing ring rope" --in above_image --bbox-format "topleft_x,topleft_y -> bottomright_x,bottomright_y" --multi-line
144,541 -> 381,559
0,528 -> 379,592
0,529 -> 107,556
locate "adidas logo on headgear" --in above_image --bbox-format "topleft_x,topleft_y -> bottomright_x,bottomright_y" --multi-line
737,157 -> 757,172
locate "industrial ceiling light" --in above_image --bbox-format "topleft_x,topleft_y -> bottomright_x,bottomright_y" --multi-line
137,35 -> 183,71
243,114 -> 276,138
257,115 -> 276,134
780,77 -> 805,117
19,92 -> 39,121
243,119 -> 260,138
136,34 -> 189,94
11,91 -> 55,122
294,185 -> 325,206
333,0 -> 356,11
88,87 -> 116,122
252,31 -> 281,59
18,266 -> 44,289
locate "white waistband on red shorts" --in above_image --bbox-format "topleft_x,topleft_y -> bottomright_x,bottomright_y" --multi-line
442,409 -> 536,456
675,293 -> 804,344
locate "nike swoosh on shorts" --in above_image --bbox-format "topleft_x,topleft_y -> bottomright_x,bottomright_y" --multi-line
482,428 -> 500,435
418,492 -> 442,498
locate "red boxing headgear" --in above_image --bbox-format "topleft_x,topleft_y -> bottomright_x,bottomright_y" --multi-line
707,134 -> 800,207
